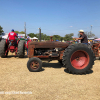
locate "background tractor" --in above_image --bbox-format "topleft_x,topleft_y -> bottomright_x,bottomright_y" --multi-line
0,39 -> 25,58
27,37 -> 95,74
92,43 -> 100,59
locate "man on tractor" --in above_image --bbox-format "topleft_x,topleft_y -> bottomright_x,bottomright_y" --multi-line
8,29 -> 18,46
73,30 -> 88,45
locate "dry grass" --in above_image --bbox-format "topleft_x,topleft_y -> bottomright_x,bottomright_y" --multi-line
0,53 -> 100,100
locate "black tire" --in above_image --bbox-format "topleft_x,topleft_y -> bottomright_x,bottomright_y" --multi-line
62,43 -> 95,74
88,44 -> 96,61
58,48 -> 65,51
27,57 -> 42,72
0,40 -> 8,58
18,40 -> 25,58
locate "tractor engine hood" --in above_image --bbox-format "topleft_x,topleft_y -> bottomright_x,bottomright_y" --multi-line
28,41 -> 69,49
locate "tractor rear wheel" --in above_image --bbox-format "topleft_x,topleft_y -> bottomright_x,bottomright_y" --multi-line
18,40 -> 25,58
62,43 -> 95,74
27,57 -> 42,72
0,40 -> 8,58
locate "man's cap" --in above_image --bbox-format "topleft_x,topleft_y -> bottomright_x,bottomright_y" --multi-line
78,30 -> 84,33
11,29 -> 14,31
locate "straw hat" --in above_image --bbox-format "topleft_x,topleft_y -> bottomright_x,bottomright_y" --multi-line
78,30 -> 84,33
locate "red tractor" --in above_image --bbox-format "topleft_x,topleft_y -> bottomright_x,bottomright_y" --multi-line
92,43 -> 100,59
27,39 -> 95,74
0,39 -> 25,58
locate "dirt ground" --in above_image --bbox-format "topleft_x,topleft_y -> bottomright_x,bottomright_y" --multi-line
0,53 -> 100,100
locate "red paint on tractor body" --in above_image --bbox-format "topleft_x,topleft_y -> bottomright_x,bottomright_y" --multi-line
5,39 -> 19,55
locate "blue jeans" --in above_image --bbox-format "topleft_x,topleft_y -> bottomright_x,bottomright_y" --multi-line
27,49 -> 28,55
9,40 -> 17,46
82,43 -> 88,45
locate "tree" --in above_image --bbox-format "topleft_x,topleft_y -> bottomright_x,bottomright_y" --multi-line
64,33 -> 74,41
32,33 -> 50,40
85,32 -> 95,38
14,31 -> 25,34
19,31 -> 25,34
60,37 -> 64,41
14,31 -> 19,33
0,26 -> 4,35
28,33 -> 36,38
28,33 -> 74,41
46,36 -> 50,40
52,35 -> 61,41
19,31 -> 75,41
41,33 -> 48,40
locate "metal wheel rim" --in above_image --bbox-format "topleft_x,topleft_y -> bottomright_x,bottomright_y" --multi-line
30,61 -> 39,70
70,50 -> 90,69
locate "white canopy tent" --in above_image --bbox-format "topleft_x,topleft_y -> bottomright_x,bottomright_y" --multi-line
2,35 -> 8,39
94,38 -> 100,41
30,37 -> 38,40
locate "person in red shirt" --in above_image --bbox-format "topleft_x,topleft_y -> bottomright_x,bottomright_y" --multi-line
8,29 -> 18,46
26,38 -> 31,55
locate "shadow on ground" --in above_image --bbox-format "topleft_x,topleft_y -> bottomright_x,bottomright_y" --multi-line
42,62 -> 63,68
6,55 -> 28,58
28,68 -> 45,72
64,69 -> 93,75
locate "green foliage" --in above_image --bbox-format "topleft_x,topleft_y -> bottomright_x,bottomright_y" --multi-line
28,33 -> 36,37
0,26 -> 4,35
46,36 -> 50,40
60,37 -> 64,41
14,31 -> 25,34
64,33 -> 74,41
40,33 -> 50,40
85,32 -> 95,38
14,30 -> 74,41
41,33 -> 48,40
52,35 -> 61,41
27,33 -> 74,41
14,31 -> 19,33
28,33 -> 51,40
19,31 -> 25,34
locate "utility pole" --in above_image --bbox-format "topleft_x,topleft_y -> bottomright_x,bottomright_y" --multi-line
38,28 -> 41,41
24,22 -> 26,38
90,25 -> 92,34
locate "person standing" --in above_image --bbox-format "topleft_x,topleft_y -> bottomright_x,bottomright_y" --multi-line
73,30 -> 88,45
26,37 -> 31,55
27,35 -> 30,39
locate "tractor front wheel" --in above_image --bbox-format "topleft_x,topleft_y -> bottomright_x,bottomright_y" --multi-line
27,57 -> 42,72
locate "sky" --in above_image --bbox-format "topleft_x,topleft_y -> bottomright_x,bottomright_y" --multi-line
0,0 -> 100,37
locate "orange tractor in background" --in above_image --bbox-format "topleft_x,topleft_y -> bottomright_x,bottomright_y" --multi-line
92,43 -> 100,59
0,39 -> 25,58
